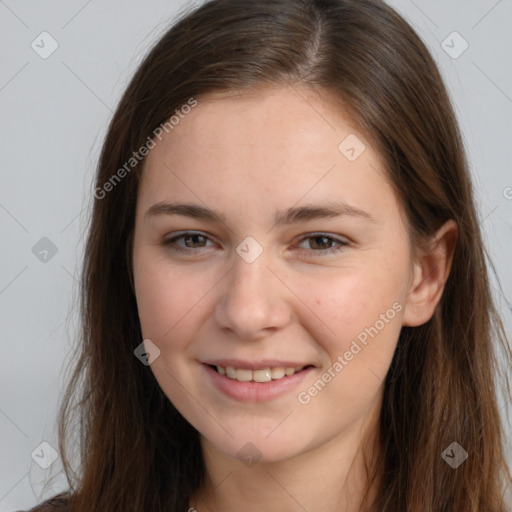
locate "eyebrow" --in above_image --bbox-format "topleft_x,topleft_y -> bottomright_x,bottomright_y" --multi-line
145,200 -> 377,226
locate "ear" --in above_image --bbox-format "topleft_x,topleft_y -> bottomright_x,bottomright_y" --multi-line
402,219 -> 458,327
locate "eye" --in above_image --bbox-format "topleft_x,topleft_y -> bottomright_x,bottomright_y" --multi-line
161,231 -> 349,256
295,233 -> 349,255
161,232 -> 216,253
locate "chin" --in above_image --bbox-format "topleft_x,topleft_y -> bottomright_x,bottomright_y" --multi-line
201,423 -> 315,466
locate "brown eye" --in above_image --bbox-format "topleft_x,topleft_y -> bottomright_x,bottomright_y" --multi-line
296,233 -> 348,255
181,234 -> 208,248
162,232 -> 214,253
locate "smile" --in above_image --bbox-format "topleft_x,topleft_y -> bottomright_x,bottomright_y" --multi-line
211,364 -> 310,382
202,362 -> 316,402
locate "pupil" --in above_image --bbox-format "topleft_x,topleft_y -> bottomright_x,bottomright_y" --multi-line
312,236 -> 329,249
186,235 -> 203,247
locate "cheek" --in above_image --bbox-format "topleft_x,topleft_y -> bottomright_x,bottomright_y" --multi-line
303,265 -> 405,343
133,257 -> 210,403
293,272 -> 404,421
295,253 -> 408,396
133,255 -> 210,343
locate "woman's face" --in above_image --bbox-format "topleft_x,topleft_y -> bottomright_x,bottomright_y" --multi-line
132,85 -> 414,463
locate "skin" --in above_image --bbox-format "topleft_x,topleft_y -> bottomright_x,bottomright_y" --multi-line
132,84 -> 457,512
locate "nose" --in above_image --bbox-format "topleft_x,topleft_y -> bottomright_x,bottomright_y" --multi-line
213,249 -> 292,340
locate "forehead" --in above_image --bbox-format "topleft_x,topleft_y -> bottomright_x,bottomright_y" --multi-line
157,86 -> 358,164
137,85 -> 398,222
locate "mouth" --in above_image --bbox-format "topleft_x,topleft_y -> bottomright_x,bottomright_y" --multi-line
206,363 -> 315,383
203,361 -> 316,402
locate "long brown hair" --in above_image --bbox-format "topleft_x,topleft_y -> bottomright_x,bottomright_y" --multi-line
53,0 -> 512,510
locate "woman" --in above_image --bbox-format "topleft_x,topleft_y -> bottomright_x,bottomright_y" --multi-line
20,0 -> 512,510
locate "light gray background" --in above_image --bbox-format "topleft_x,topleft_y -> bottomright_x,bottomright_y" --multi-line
1,1 -> 511,510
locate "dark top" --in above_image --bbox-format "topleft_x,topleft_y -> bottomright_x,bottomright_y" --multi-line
15,493 -> 69,512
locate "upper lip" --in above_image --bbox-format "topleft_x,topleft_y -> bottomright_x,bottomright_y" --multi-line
202,359 -> 315,370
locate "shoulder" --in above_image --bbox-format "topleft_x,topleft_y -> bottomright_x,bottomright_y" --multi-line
15,493 -> 71,512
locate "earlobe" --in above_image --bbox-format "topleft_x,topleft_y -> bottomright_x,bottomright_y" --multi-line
402,219 -> 458,327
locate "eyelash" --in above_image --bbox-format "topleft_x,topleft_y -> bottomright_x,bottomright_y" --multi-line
161,231 -> 349,256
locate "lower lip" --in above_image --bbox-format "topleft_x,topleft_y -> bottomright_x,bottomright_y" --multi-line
203,364 -> 315,403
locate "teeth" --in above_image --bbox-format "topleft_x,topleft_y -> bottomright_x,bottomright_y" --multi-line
253,369 -> 271,383
270,367 -> 285,379
235,369 -> 252,382
214,365 -> 306,382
